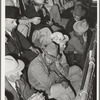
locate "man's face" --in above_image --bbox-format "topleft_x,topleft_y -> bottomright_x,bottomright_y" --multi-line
5,18 -> 17,32
7,71 -> 22,82
73,14 -> 81,21
44,52 -> 57,66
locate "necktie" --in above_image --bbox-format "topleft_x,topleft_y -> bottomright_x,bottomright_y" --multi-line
15,82 -> 23,100
19,0 -> 26,16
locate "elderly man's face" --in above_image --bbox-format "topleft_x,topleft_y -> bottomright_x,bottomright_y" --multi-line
7,71 -> 22,82
44,53 -> 57,66
5,18 -> 17,32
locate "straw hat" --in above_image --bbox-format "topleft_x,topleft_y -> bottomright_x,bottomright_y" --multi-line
5,55 -> 25,75
73,19 -> 89,34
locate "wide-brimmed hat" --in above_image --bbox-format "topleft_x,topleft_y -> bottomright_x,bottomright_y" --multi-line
71,5 -> 86,17
30,0 -> 45,5
51,32 -> 69,44
73,19 -> 89,34
44,43 -> 58,61
6,6 -> 19,19
5,56 -> 25,75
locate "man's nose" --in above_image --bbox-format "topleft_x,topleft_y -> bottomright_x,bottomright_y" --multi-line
14,21 -> 17,27
18,72 -> 22,76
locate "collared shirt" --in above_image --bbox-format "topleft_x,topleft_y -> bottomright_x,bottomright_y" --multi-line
8,80 -> 17,92
5,30 -> 12,37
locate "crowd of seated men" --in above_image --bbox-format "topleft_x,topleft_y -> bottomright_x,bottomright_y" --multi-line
5,0 -> 96,100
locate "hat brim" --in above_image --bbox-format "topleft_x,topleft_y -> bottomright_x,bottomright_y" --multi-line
12,60 -> 25,73
63,35 -> 69,42
71,10 -> 85,17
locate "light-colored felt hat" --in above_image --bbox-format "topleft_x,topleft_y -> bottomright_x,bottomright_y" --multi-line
73,19 -> 89,34
5,55 -> 25,75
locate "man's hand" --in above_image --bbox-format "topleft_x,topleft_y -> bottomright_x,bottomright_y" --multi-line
28,93 -> 45,100
46,21 -> 53,26
61,81 -> 69,89
31,17 -> 41,25
29,46 -> 40,54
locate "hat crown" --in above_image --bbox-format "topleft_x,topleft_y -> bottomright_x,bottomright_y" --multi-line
51,32 -> 64,44
6,6 -> 19,19
5,56 -> 18,74
51,32 -> 69,44
80,19 -> 88,29
71,5 -> 85,16
73,19 -> 89,33
74,6 -> 83,13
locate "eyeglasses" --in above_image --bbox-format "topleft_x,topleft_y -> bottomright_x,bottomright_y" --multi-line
45,51 -> 57,61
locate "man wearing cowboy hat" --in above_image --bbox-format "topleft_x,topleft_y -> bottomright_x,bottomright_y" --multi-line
65,4 -> 86,34
28,42 -> 82,100
64,19 -> 89,69
5,55 -> 45,100
5,6 -> 39,65
50,32 -> 82,93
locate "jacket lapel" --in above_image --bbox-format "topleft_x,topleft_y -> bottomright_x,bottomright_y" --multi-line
5,77 -> 19,100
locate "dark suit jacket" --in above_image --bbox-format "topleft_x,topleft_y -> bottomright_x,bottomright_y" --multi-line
5,30 -> 37,64
65,18 -> 76,34
5,77 -> 36,100
24,3 -> 50,31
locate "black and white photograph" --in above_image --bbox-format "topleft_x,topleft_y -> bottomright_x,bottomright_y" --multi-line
2,0 -> 98,100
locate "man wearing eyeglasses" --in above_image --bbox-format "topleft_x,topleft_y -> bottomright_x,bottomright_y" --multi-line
28,42 -> 77,100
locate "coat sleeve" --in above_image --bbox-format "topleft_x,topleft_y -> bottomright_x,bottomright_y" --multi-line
18,77 -> 37,100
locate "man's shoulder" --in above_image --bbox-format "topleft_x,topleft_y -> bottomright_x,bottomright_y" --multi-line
29,55 -> 43,68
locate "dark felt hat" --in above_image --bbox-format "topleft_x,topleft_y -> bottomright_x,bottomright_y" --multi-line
6,6 -> 19,19
71,5 -> 86,17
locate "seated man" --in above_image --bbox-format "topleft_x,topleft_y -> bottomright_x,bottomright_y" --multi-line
28,42 -> 82,100
64,19 -> 89,69
5,0 -> 41,37
5,55 -> 45,100
5,6 -> 39,64
65,5 -> 86,34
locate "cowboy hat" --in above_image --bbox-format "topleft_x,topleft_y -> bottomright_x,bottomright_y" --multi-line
73,19 -> 89,34
5,55 -> 25,75
51,32 -> 69,44
71,5 -> 86,17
